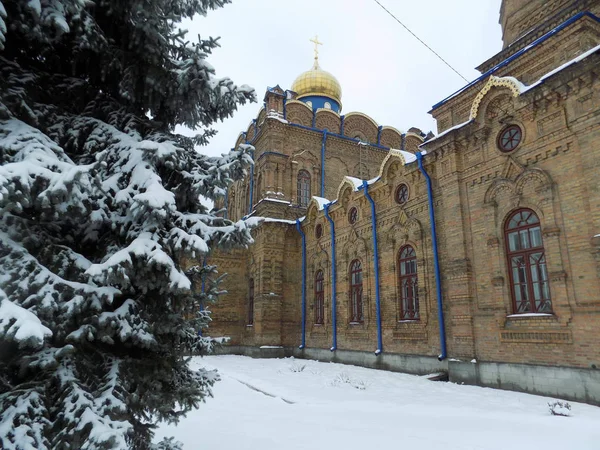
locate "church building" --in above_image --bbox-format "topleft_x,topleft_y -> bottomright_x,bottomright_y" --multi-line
208,0 -> 600,405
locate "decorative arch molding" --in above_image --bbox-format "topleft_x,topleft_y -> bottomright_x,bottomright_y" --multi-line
404,134 -> 424,153
383,214 -> 423,248
335,176 -> 360,203
341,227 -> 370,265
234,132 -> 246,148
470,75 -> 524,121
378,149 -> 409,181
343,112 -> 379,143
484,167 -> 553,206
307,196 -> 329,214
286,100 -> 313,127
256,107 -> 266,126
379,126 -> 403,149
245,121 -> 257,142
315,109 -> 341,134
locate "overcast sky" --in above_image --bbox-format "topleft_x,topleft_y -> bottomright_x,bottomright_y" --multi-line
178,0 -> 503,157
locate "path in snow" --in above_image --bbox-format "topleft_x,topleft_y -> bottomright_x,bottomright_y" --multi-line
155,355 -> 600,450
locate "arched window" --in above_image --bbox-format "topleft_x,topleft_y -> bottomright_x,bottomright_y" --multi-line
297,170 -> 311,207
349,259 -> 363,323
314,270 -> 325,325
398,245 -> 419,320
248,278 -> 254,325
504,209 -> 551,313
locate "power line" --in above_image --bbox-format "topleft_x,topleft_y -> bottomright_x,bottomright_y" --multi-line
372,0 -> 469,83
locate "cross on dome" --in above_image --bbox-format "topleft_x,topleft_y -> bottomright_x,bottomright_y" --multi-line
309,35 -> 323,69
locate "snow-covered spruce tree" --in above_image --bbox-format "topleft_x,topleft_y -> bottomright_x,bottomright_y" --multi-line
0,1 -> 256,448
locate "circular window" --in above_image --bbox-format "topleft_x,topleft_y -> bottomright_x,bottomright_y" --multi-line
315,224 -> 323,239
497,125 -> 522,152
395,184 -> 409,205
348,207 -> 358,224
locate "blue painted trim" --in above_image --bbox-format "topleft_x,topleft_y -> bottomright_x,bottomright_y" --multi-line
377,126 -> 383,146
362,181 -> 383,355
416,152 -> 447,360
321,131 -> 328,197
296,220 -> 307,349
324,203 -> 337,351
432,12 -> 600,110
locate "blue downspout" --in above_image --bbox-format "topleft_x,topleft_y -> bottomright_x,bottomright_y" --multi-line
416,152 -> 447,360
296,220 -> 307,349
321,131 -> 328,197
362,181 -> 383,355
377,126 -> 383,146
324,203 -> 337,351
340,115 -> 345,135
283,96 -> 287,120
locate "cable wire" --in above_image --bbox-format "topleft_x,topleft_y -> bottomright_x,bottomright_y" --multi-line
372,0 -> 469,83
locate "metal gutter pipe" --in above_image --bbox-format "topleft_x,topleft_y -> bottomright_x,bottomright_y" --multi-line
321,131 -> 328,197
324,203 -> 337,351
296,219 -> 307,349
416,151 -> 447,360
361,180 -> 383,355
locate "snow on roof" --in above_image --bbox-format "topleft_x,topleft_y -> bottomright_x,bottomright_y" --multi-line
521,43 -> 600,94
420,120 -> 474,147
431,12 -> 600,110
311,196 -> 330,211
393,149 -> 417,164
345,176 -> 364,191
263,218 -> 297,225
423,44 -> 600,147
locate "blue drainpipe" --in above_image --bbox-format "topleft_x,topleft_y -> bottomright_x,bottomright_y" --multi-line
340,115 -> 345,135
321,131 -> 328,197
283,96 -> 287,120
416,151 -> 447,361
324,203 -> 337,351
377,126 -> 383,146
296,219 -> 307,349
362,181 -> 383,355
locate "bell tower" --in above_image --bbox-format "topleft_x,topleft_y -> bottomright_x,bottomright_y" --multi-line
499,0 -> 596,48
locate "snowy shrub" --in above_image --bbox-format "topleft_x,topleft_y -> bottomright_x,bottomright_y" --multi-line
548,400 -> 572,416
0,0 -> 256,448
330,371 -> 370,390
289,362 -> 307,373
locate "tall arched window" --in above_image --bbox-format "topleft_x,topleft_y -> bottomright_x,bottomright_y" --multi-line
504,209 -> 551,313
314,270 -> 325,325
398,245 -> 419,320
349,259 -> 363,323
297,170 -> 311,207
247,278 -> 254,325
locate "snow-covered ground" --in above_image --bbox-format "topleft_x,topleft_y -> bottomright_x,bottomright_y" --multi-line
156,355 -> 600,449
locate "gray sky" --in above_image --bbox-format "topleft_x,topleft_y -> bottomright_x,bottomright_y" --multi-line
178,0 -> 503,157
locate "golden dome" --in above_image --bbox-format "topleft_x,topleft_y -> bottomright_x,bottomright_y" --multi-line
291,63 -> 342,105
